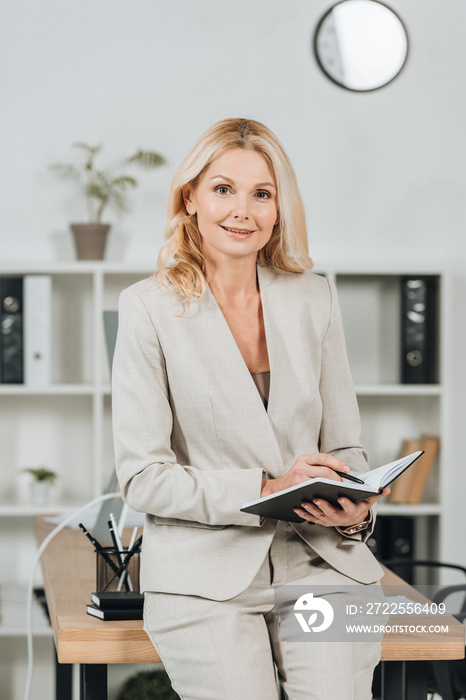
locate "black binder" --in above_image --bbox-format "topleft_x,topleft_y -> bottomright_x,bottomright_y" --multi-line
0,277 -> 24,383
370,515 -> 415,584
400,276 -> 438,384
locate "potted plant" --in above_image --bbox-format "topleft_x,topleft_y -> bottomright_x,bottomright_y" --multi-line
23,466 -> 58,507
50,142 -> 165,260
116,669 -> 180,700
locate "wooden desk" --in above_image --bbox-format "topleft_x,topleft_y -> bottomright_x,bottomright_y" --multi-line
37,517 -> 464,700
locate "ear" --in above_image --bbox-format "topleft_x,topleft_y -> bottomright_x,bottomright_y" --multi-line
182,185 -> 196,215
275,211 -> 280,226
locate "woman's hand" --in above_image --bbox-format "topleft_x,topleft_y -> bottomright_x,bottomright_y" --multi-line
260,453 -> 390,528
261,453 -> 352,498
293,486 -> 390,528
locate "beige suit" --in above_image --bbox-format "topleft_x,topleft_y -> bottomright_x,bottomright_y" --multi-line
112,265 -> 383,601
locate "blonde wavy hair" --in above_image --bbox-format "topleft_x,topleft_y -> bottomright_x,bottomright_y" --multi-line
156,118 -> 313,303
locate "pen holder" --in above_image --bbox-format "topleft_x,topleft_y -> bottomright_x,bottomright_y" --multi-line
95,547 -> 141,593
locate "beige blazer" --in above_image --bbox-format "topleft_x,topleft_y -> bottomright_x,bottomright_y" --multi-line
112,265 -> 383,600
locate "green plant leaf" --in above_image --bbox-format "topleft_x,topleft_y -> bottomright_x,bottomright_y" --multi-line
110,175 -> 138,190
23,467 -> 58,482
90,170 -> 111,187
86,183 -> 108,204
125,150 -> 165,168
73,142 -> 102,155
73,142 -> 102,171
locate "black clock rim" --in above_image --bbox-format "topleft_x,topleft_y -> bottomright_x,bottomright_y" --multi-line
312,0 -> 410,93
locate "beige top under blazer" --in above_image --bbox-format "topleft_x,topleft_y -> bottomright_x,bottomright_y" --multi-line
112,265 -> 383,600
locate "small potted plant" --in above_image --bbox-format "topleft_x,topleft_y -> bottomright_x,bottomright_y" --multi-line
50,142 -> 165,260
116,669 -> 180,700
23,466 -> 58,507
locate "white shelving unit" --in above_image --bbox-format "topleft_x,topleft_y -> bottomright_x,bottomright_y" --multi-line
0,263 -> 152,517
0,262 -> 447,631
326,268 -> 447,563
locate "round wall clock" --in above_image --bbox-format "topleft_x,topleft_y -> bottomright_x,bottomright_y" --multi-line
314,0 -> 408,91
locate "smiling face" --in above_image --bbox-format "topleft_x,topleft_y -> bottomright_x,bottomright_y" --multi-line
183,148 -> 279,268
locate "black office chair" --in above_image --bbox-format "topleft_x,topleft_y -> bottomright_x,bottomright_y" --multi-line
381,559 -> 466,700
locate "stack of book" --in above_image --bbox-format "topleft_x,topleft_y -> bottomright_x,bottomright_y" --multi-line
86,591 -> 144,620
387,435 -> 440,504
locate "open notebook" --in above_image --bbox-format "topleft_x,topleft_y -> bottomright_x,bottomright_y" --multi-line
241,451 -> 424,523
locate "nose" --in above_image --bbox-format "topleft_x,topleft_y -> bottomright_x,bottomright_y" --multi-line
232,193 -> 250,220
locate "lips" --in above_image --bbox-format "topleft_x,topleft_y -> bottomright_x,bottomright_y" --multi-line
221,225 -> 255,239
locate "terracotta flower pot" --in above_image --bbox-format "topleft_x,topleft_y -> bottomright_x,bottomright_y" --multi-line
70,223 -> 111,260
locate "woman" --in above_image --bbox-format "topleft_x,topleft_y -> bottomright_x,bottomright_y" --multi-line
112,118 -> 389,699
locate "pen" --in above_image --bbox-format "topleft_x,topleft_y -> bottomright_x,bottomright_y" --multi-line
78,522 -> 120,575
117,526 -> 139,592
335,471 -> 365,485
131,534 -> 143,552
128,526 -> 139,550
107,514 -> 122,558
108,513 -> 134,591
79,522 -> 101,549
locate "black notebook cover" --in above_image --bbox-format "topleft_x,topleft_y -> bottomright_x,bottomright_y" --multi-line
91,592 -> 144,609
240,452 -> 423,523
241,481 -> 378,523
87,604 -> 143,620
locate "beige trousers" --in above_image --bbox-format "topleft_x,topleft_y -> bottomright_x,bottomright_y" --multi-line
144,522 -> 382,700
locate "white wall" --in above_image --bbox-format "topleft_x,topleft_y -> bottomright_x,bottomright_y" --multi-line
1,0 -> 465,563
2,0 -> 464,267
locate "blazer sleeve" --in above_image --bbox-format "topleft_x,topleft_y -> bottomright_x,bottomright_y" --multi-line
111,287 -> 264,528
318,280 -> 377,541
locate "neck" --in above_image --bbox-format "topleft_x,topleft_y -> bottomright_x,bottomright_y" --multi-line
206,256 -> 259,304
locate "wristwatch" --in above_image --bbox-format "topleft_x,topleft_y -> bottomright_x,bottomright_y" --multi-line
336,509 -> 373,536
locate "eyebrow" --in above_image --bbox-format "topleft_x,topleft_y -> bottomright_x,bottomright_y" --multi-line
209,175 -> 276,189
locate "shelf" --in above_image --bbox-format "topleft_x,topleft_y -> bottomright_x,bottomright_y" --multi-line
2,261 -> 443,277
0,384 -> 442,398
0,503 -> 84,517
377,503 -> 442,516
333,266 -> 445,277
0,261 -> 155,275
355,384 -> 442,396
0,384 -> 96,396
0,625 -> 52,637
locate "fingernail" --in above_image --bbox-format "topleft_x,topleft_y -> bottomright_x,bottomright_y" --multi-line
343,465 -> 350,471
314,500 -> 321,506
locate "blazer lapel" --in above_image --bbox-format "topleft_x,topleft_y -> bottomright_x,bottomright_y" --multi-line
256,264 -> 279,418
200,265 -> 286,477
257,265 -> 299,475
